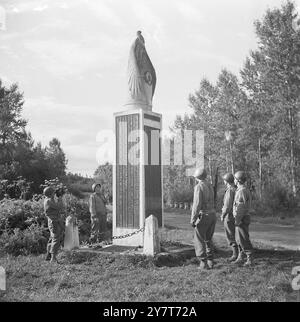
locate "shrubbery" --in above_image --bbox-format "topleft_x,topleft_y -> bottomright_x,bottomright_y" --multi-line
0,193 -> 92,256
0,225 -> 49,256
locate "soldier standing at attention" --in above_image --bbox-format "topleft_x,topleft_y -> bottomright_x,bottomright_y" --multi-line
221,173 -> 238,262
44,187 -> 65,263
89,183 -> 107,244
191,168 -> 217,270
233,171 -> 254,267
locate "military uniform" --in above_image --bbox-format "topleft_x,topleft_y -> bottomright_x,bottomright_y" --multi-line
221,185 -> 237,249
191,180 -> 217,261
89,192 -> 107,243
233,185 -> 253,256
44,197 -> 64,258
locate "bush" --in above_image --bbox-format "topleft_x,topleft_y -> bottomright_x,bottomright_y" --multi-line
251,183 -> 300,217
169,186 -> 193,204
0,224 -> 49,256
0,193 -> 92,255
0,198 -> 46,233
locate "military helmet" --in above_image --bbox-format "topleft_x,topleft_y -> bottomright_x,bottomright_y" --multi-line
234,171 -> 247,184
92,183 -> 102,192
223,173 -> 234,184
193,168 -> 207,180
43,186 -> 54,197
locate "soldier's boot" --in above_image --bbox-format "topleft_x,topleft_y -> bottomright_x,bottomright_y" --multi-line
233,251 -> 245,265
198,260 -> 208,270
243,254 -> 253,267
228,246 -> 239,262
207,259 -> 215,269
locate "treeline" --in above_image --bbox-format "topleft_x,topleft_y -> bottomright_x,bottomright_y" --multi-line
0,80 -> 67,193
165,1 -> 300,214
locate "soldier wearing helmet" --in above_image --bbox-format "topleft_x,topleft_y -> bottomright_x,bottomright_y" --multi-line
221,173 -> 238,262
233,171 -> 254,266
89,183 -> 108,244
43,186 -> 64,263
191,168 -> 217,270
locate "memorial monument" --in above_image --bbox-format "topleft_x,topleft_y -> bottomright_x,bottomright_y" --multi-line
113,31 -> 163,247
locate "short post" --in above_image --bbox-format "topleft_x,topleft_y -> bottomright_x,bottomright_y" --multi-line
0,266 -> 6,293
292,266 -> 300,302
64,216 -> 80,251
143,215 -> 161,256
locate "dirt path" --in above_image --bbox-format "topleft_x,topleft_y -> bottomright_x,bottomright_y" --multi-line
164,211 -> 300,251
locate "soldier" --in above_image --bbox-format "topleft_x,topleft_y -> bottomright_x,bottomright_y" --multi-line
89,183 -> 107,244
233,171 -> 254,267
191,168 -> 217,270
44,187 -> 65,263
221,173 -> 238,262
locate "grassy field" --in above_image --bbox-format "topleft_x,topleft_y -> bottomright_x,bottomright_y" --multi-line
0,234 -> 299,302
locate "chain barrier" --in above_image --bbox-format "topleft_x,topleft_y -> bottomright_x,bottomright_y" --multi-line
112,226 -> 145,240
89,226 -> 145,241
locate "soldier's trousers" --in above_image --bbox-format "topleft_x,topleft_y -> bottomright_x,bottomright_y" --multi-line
194,212 -> 217,261
224,214 -> 238,249
47,219 -> 64,256
236,215 -> 253,255
90,215 -> 107,242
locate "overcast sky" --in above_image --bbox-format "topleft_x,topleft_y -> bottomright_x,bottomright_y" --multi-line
0,0 -> 298,176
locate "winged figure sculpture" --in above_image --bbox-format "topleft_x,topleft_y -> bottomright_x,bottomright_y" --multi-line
126,31 -> 156,111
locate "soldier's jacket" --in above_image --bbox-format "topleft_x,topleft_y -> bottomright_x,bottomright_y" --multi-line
233,185 -> 252,225
221,185 -> 236,219
89,193 -> 107,218
44,197 -> 64,222
190,180 -> 215,225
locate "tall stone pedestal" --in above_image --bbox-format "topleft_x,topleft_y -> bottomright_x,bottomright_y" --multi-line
113,109 -> 164,247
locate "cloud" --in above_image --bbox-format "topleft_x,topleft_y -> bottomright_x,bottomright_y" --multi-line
23,36 -> 122,78
23,96 -> 114,174
130,1 -> 166,47
86,1 -> 123,26
175,1 -> 204,23
6,0 -> 78,14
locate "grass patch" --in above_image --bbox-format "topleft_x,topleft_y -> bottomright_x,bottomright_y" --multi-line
0,234 -> 299,302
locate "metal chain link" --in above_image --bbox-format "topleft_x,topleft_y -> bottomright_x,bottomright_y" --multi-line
112,226 -> 145,240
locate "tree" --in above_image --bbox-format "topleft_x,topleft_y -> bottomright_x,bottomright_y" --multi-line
241,0 -> 300,197
0,81 -> 27,163
45,138 -> 67,179
94,162 -> 113,202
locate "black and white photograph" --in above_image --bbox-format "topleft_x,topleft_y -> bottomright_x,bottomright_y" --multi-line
0,0 -> 300,306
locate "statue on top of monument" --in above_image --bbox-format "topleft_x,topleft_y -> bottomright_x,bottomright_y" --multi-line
125,31 -> 156,111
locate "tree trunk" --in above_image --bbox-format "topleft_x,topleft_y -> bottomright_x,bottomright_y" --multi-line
229,141 -> 234,174
208,155 -> 213,185
225,146 -> 229,173
214,167 -> 219,207
258,137 -> 262,200
289,108 -> 297,197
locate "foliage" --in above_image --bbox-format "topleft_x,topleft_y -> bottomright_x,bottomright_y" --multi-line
64,173 -> 94,199
168,1 -> 300,212
0,198 -> 47,234
0,225 -> 49,256
94,162 -> 113,203
0,81 -> 68,193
